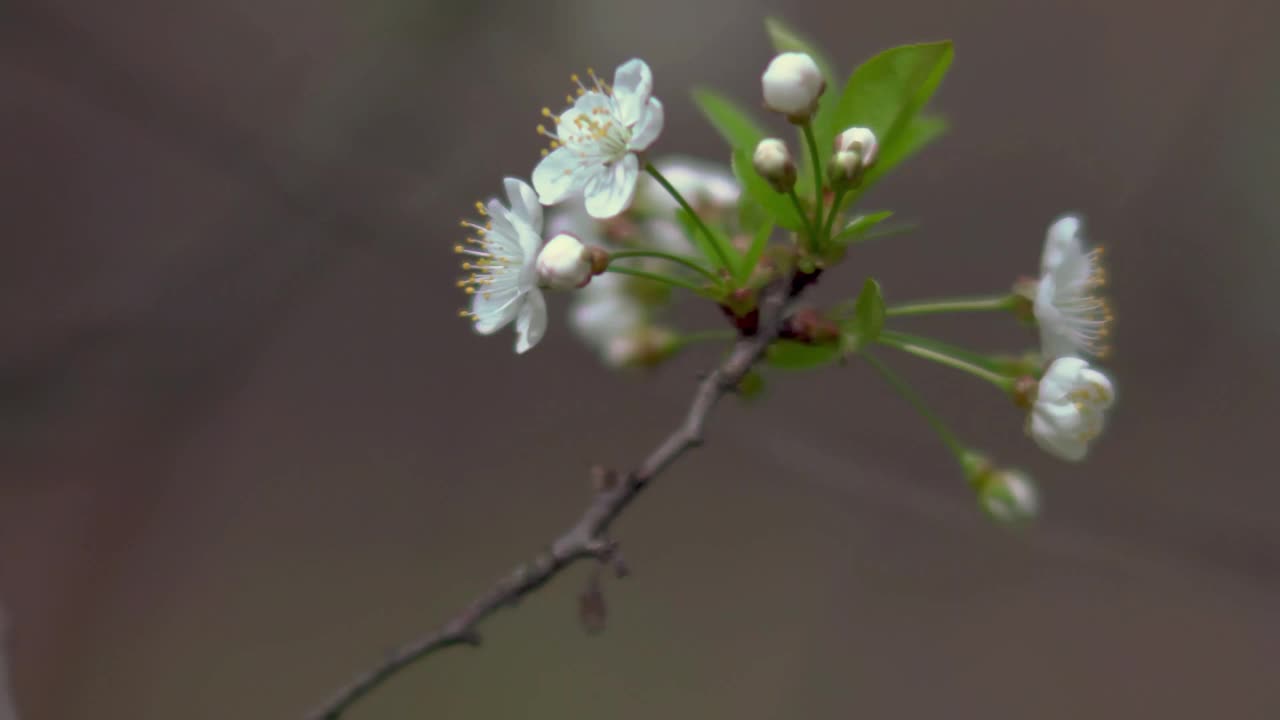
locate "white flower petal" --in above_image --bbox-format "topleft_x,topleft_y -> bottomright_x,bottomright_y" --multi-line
1030,410 -> 1088,461
514,289 -> 548,353
533,147 -> 586,206
1041,215 -> 1082,274
612,59 -> 653,125
472,289 -> 524,335
628,97 -> 664,152
583,154 -> 639,219
504,177 -> 542,233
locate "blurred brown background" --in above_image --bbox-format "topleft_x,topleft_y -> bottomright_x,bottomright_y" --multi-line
2,0 -> 1278,718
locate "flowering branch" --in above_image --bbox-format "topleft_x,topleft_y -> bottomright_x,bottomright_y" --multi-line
308,280 -> 792,720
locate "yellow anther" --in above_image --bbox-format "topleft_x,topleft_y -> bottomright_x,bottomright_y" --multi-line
565,94 -> 574,104
458,310 -> 471,318
537,124 -> 547,135
464,287 -> 476,294
461,262 -> 472,270
570,73 -> 580,83
576,87 -> 585,96
453,244 -> 464,253
540,148 -> 549,157
475,201 -> 487,215
549,140 -> 559,148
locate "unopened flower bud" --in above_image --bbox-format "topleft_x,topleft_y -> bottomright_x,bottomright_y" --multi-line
834,126 -> 878,167
827,150 -> 863,187
1028,356 -> 1115,462
976,469 -> 1039,524
536,233 -> 592,290
762,52 -> 824,121
752,138 -> 796,193
586,245 -> 611,275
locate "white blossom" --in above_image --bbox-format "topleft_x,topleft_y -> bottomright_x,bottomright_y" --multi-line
569,272 -> 650,366
533,60 -> 665,220
761,52 -> 824,119
1035,215 -> 1113,360
536,233 -> 592,289
635,156 -> 742,216
456,178 -> 548,353
1028,356 -> 1115,461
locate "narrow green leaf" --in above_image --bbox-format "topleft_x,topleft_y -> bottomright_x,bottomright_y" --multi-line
736,370 -> 766,400
735,221 -> 774,285
830,210 -> 893,246
692,88 -> 768,153
765,340 -> 841,370
853,278 -> 886,345
731,148 -> 806,232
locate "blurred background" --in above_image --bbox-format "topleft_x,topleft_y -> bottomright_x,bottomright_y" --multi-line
2,0 -> 1278,718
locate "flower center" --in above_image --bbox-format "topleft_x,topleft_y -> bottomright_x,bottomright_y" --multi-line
1056,246 -> 1114,357
535,69 -> 632,164
454,202 -> 527,319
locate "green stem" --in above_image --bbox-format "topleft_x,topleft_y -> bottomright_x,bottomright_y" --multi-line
604,265 -> 707,293
645,162 -> 733,272
885,294 -> 1018,317
607,250 -> 722,286
862,350 -> 964,457
878,333 -> 1014,391
820,187 -> 847,247
800,122 -> 825,250
785,188 -> 815,242
673,329 -> 737,349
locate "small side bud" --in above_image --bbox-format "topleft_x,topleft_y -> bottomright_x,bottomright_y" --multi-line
975,469 -> 1039,525
752,138 -> 796,193
761,52 -> 825,122
536,233 -> 592,290
827,127 -> 878,189
834,126 -> 878,167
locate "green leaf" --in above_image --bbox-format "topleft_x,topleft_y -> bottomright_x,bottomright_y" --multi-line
736,370 -> 766,400
859,114 -> 948,191
765,340 -> 841,370
692,88 -> 768,153
735,221 -> 773,285
830,210 -> 893,246
731,148 -> 806,232
853,278 -> 886,345
834,41 -> 952,149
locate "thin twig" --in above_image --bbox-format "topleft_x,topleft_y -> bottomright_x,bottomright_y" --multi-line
308,280 -> 793,720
